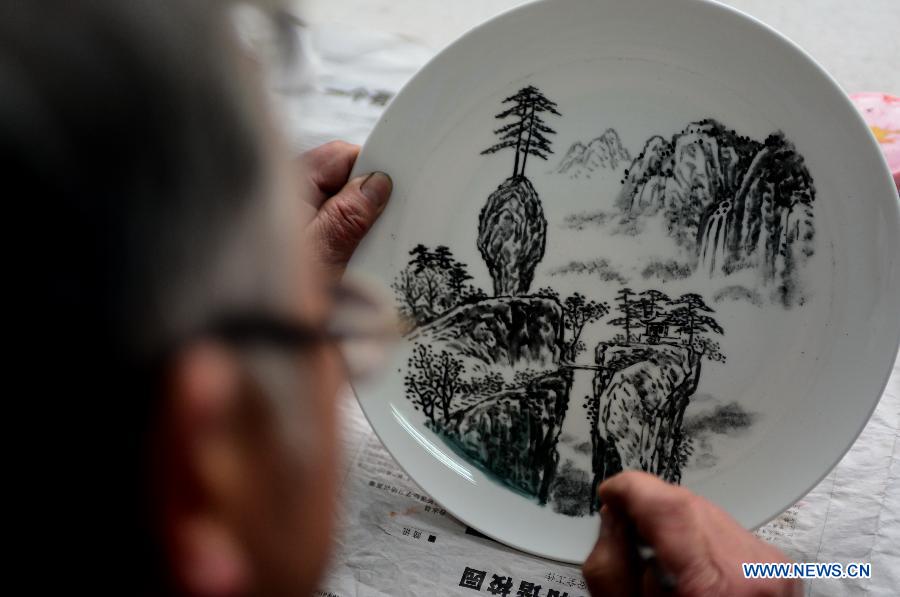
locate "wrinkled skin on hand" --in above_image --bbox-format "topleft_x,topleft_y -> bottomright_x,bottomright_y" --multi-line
583,472 -> 800,597
297,141 -> 393,280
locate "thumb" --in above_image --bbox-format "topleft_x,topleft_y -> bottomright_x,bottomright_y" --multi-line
307,171 -> 392,279
583,507 -> 640,597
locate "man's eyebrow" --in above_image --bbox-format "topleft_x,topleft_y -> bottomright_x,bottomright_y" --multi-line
207,312 -> 325,348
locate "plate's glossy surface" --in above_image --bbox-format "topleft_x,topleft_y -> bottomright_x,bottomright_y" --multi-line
346,0 -> 900,563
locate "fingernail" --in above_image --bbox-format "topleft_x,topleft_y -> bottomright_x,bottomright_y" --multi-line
359,171 -> 392,207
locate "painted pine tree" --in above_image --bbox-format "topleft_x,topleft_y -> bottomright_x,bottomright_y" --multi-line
481,85 -> 562,178
477,86 -> 560,295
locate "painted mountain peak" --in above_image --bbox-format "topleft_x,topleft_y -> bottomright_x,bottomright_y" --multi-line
555,128 -> 631,178
477,176 -> 548,296
618,118 -> 815,306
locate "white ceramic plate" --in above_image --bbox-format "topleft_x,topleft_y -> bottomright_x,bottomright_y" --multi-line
346,0 -> 900,563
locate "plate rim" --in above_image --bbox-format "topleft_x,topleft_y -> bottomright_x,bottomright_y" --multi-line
344,0 -> 900,563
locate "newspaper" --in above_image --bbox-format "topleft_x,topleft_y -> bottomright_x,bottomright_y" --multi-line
278,24 -> 900,597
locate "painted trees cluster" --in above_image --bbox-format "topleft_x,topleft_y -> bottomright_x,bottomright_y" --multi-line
608,287 -> 637,344
391,244 -> 485,329
404,344 -> 552,430
536,288 -> 609,361
609,288 -> 725,362
404,343 -> 466,428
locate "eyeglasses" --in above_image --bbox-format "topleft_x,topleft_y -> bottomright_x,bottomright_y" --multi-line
202,276 -> 400,381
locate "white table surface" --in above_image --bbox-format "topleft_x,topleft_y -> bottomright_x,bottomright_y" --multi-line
301,0 -> 899,96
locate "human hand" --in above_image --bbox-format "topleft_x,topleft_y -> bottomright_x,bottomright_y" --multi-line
297,141 -> 392,280
583,471 -> 800,597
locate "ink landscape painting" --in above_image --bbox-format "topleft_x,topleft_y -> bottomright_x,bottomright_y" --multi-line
374,79 -> 823,520
341,0 -> 900,566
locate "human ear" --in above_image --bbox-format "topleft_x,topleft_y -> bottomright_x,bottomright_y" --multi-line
159,343 -> 251,596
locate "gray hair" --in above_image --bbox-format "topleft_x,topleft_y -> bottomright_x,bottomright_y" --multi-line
1,0 -> 293,589
2,0 -> 301,350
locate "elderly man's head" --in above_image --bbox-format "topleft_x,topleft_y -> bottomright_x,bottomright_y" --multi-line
4,1 -> 346,594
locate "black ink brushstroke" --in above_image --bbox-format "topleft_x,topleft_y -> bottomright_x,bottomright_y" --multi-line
641,259 -> 693,283
617,120 -> 816,306
548,259 -> 629,284
554,129 -> 631,179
